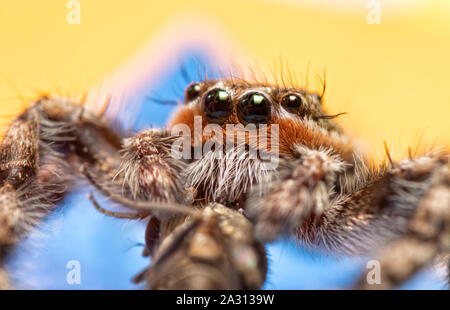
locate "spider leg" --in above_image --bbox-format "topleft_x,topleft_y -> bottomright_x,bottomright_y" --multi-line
0,102 -> 71,288
297,153 -> 448,289
80,119 -> 207,285
115,129 -> 187,205
353,155 -> 450,289
246,144 -> 348,241
88,193 -> 145,219
247,140 -> 449,289
0,96 -> 124,288
83,169 -> 198,218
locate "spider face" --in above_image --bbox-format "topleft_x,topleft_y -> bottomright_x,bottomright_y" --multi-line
168,79 -> 351,205
170,80 -> 350,159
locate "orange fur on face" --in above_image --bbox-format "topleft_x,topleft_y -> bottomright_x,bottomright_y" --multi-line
169,104 -> 353,162
169,105 -> 202,130
274,118 -> 354,162
168,105 -> 203,145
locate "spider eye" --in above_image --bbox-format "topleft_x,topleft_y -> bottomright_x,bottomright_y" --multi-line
237,92 -> 271,125
185,83 -> 202,102
281,93 -> 304,114
203,88 -> 232,124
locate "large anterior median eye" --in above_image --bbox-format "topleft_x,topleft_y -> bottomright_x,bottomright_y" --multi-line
237,92 -> 271,125
203,88 -> 233,124
185,83 -> 202,102
280,93 -> 304,114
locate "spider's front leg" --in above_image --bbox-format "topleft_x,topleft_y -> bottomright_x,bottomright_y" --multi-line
116,129 -> 186,205
246,144 -> 347,241
88,128 -> 190,257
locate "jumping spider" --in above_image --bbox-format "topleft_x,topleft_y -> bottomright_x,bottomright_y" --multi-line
0,77 -> 449,289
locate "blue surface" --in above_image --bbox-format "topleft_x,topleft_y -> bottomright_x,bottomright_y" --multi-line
6,52 -> 446,289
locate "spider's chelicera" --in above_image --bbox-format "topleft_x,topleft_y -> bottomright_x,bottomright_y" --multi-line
0,78 -> 449,290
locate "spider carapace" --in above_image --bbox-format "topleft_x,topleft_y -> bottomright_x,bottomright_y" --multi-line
0,77 -> 449,290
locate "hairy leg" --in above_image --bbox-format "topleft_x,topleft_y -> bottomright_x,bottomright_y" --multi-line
302,154 -> 449,289
0,102 -> 70,280
352,155 -> 450,289
0,96 -> 123,288
246,144 -> 348,241
116,129 -> 187,205
247,141 -> 449,289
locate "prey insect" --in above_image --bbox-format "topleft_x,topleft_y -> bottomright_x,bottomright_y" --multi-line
0,73 -> 449,289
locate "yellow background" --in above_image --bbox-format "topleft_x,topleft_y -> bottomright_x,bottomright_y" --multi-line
1,0 -> 450,160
